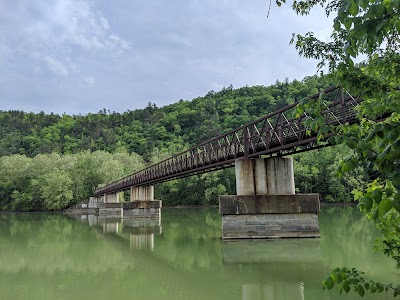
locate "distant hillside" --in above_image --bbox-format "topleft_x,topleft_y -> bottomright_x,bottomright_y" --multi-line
1,74 -> 368,210
0,75 -> 332,160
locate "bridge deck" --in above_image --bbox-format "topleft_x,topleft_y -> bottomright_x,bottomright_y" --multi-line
95,86 -> 359,196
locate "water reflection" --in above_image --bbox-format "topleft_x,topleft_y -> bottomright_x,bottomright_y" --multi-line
74,214 -> 163,251
242,283 -> 305,300
222,239 -> 322,300
223,239 -> 321,263
0,206 -> 397,300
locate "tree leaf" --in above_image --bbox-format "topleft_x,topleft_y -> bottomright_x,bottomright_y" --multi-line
349,1 -> 359,16
343,17 -> 353,30
378,199 -> 393,217
357,284 -> 365,297
324,276 -> 335,290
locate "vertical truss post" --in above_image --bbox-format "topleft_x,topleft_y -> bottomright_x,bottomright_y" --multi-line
341,88 -> 346,124
244,126 -> 249,158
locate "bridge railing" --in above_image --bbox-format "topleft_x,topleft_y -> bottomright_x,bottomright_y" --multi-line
95,86 -> 360,196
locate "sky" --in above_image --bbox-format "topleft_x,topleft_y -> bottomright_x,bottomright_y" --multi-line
0,0 -> 333,115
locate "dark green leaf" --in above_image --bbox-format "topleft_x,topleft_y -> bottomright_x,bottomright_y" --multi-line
324,276 -> 334,290
378,199 -> 393,217
349,1 -> 359,16
343,17 -> 353,30
364,196 -> 373,210
357,284 -> 365,297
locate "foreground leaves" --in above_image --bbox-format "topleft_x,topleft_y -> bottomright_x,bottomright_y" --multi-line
280,0 -> 400,297
323,267 -> 400,297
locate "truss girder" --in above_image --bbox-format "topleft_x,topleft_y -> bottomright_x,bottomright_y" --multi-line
95,86 -> 360,196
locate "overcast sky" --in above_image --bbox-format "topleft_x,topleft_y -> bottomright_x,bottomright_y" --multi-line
0,0 -> 332,115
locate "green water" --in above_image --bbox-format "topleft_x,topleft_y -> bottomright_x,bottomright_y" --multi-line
0,206 -> 398,300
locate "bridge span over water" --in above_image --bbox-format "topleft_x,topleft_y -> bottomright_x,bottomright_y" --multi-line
95,86 -> 359,196
93,86 -> 360,239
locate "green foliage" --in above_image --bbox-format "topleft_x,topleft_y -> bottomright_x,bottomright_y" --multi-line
281,0 -> 400,297
1,74 -> 353,208
0,76 -> 333,159
0,151 -> 145,211
41,170 -> 73,210
294,145 -> 368,202
323,267 -> 400,297
0,72 -> 383,210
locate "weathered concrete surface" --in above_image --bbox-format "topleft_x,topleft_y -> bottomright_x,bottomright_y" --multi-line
123,207 -> 161,219
101,200 -> 162,209
222,213 -> 319,239
98,207 -> 123,218
265,157 -> 295,194
123,201 -> 161,219
123,200 -> 161,209
104,193 -> 119,203
236,159 -> 256,195
235,157 -> 295,196
97,201 -> 161,219
219,194 -> 320,215
130,185 -> 154,201
221,157 -> 320,239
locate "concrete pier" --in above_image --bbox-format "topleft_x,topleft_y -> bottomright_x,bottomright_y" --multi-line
220,157 -> 320,239
130,186 -> 154,201
235,158 -> 295,195
104,193 -> 119,203
96,185 -> 161,219
123,200 -> 161,219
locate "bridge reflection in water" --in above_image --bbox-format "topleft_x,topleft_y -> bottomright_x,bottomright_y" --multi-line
1,207 -> 393,300
79,214 -> 162,251
222,239 -> 322,300
76,212 -> 323,300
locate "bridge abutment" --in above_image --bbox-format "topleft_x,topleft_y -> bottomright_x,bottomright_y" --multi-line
220,157 -> 320,239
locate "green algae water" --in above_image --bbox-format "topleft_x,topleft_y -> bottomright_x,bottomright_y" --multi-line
0,206 -> 398,300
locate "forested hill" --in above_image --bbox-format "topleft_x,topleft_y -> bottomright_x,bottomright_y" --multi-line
0,76 -> 332,160
1,75 -> 367,211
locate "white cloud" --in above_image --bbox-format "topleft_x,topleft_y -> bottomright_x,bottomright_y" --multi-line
42,55 -> 70,76
6,0 -> 130,78
82,76 -> 95,88
100,17 -> 110,30
1,0 -> 334,115
30,53 -> 77,77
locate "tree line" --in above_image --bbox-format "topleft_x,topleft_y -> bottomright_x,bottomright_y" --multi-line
0,75 -> 370,210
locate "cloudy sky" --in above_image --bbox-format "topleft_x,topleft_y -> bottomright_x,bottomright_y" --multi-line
0,0 -> 332,115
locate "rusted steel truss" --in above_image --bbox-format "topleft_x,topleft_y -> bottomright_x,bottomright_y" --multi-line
95,86 -> 360,196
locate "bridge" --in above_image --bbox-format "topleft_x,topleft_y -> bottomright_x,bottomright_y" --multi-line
94,86 -> 360,239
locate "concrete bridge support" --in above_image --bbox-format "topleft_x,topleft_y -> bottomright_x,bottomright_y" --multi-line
99,186 -> 161,219
122,185 -> 161,219
219,157 -> 320,239
104,193 -> 119,203
130,186 -> 154,201
98,193 -> 122,217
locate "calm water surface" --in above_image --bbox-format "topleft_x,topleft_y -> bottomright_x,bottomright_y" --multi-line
0,206 -> 398,300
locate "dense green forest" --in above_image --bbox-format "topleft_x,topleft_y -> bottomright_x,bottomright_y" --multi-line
0,75 -> 369,211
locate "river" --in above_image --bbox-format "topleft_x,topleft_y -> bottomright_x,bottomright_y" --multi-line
0,205 -> 397,300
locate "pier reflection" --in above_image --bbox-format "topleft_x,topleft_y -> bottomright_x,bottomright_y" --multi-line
223,239 -> 322,300
79,214 -> 162,251
1,207 -> 396,300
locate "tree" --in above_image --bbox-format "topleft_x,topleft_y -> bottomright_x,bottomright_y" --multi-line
41,170 -> 73,210
277,0 -> 400,297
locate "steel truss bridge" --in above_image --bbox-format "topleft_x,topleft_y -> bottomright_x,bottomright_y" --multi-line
95,86 -> 360,196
